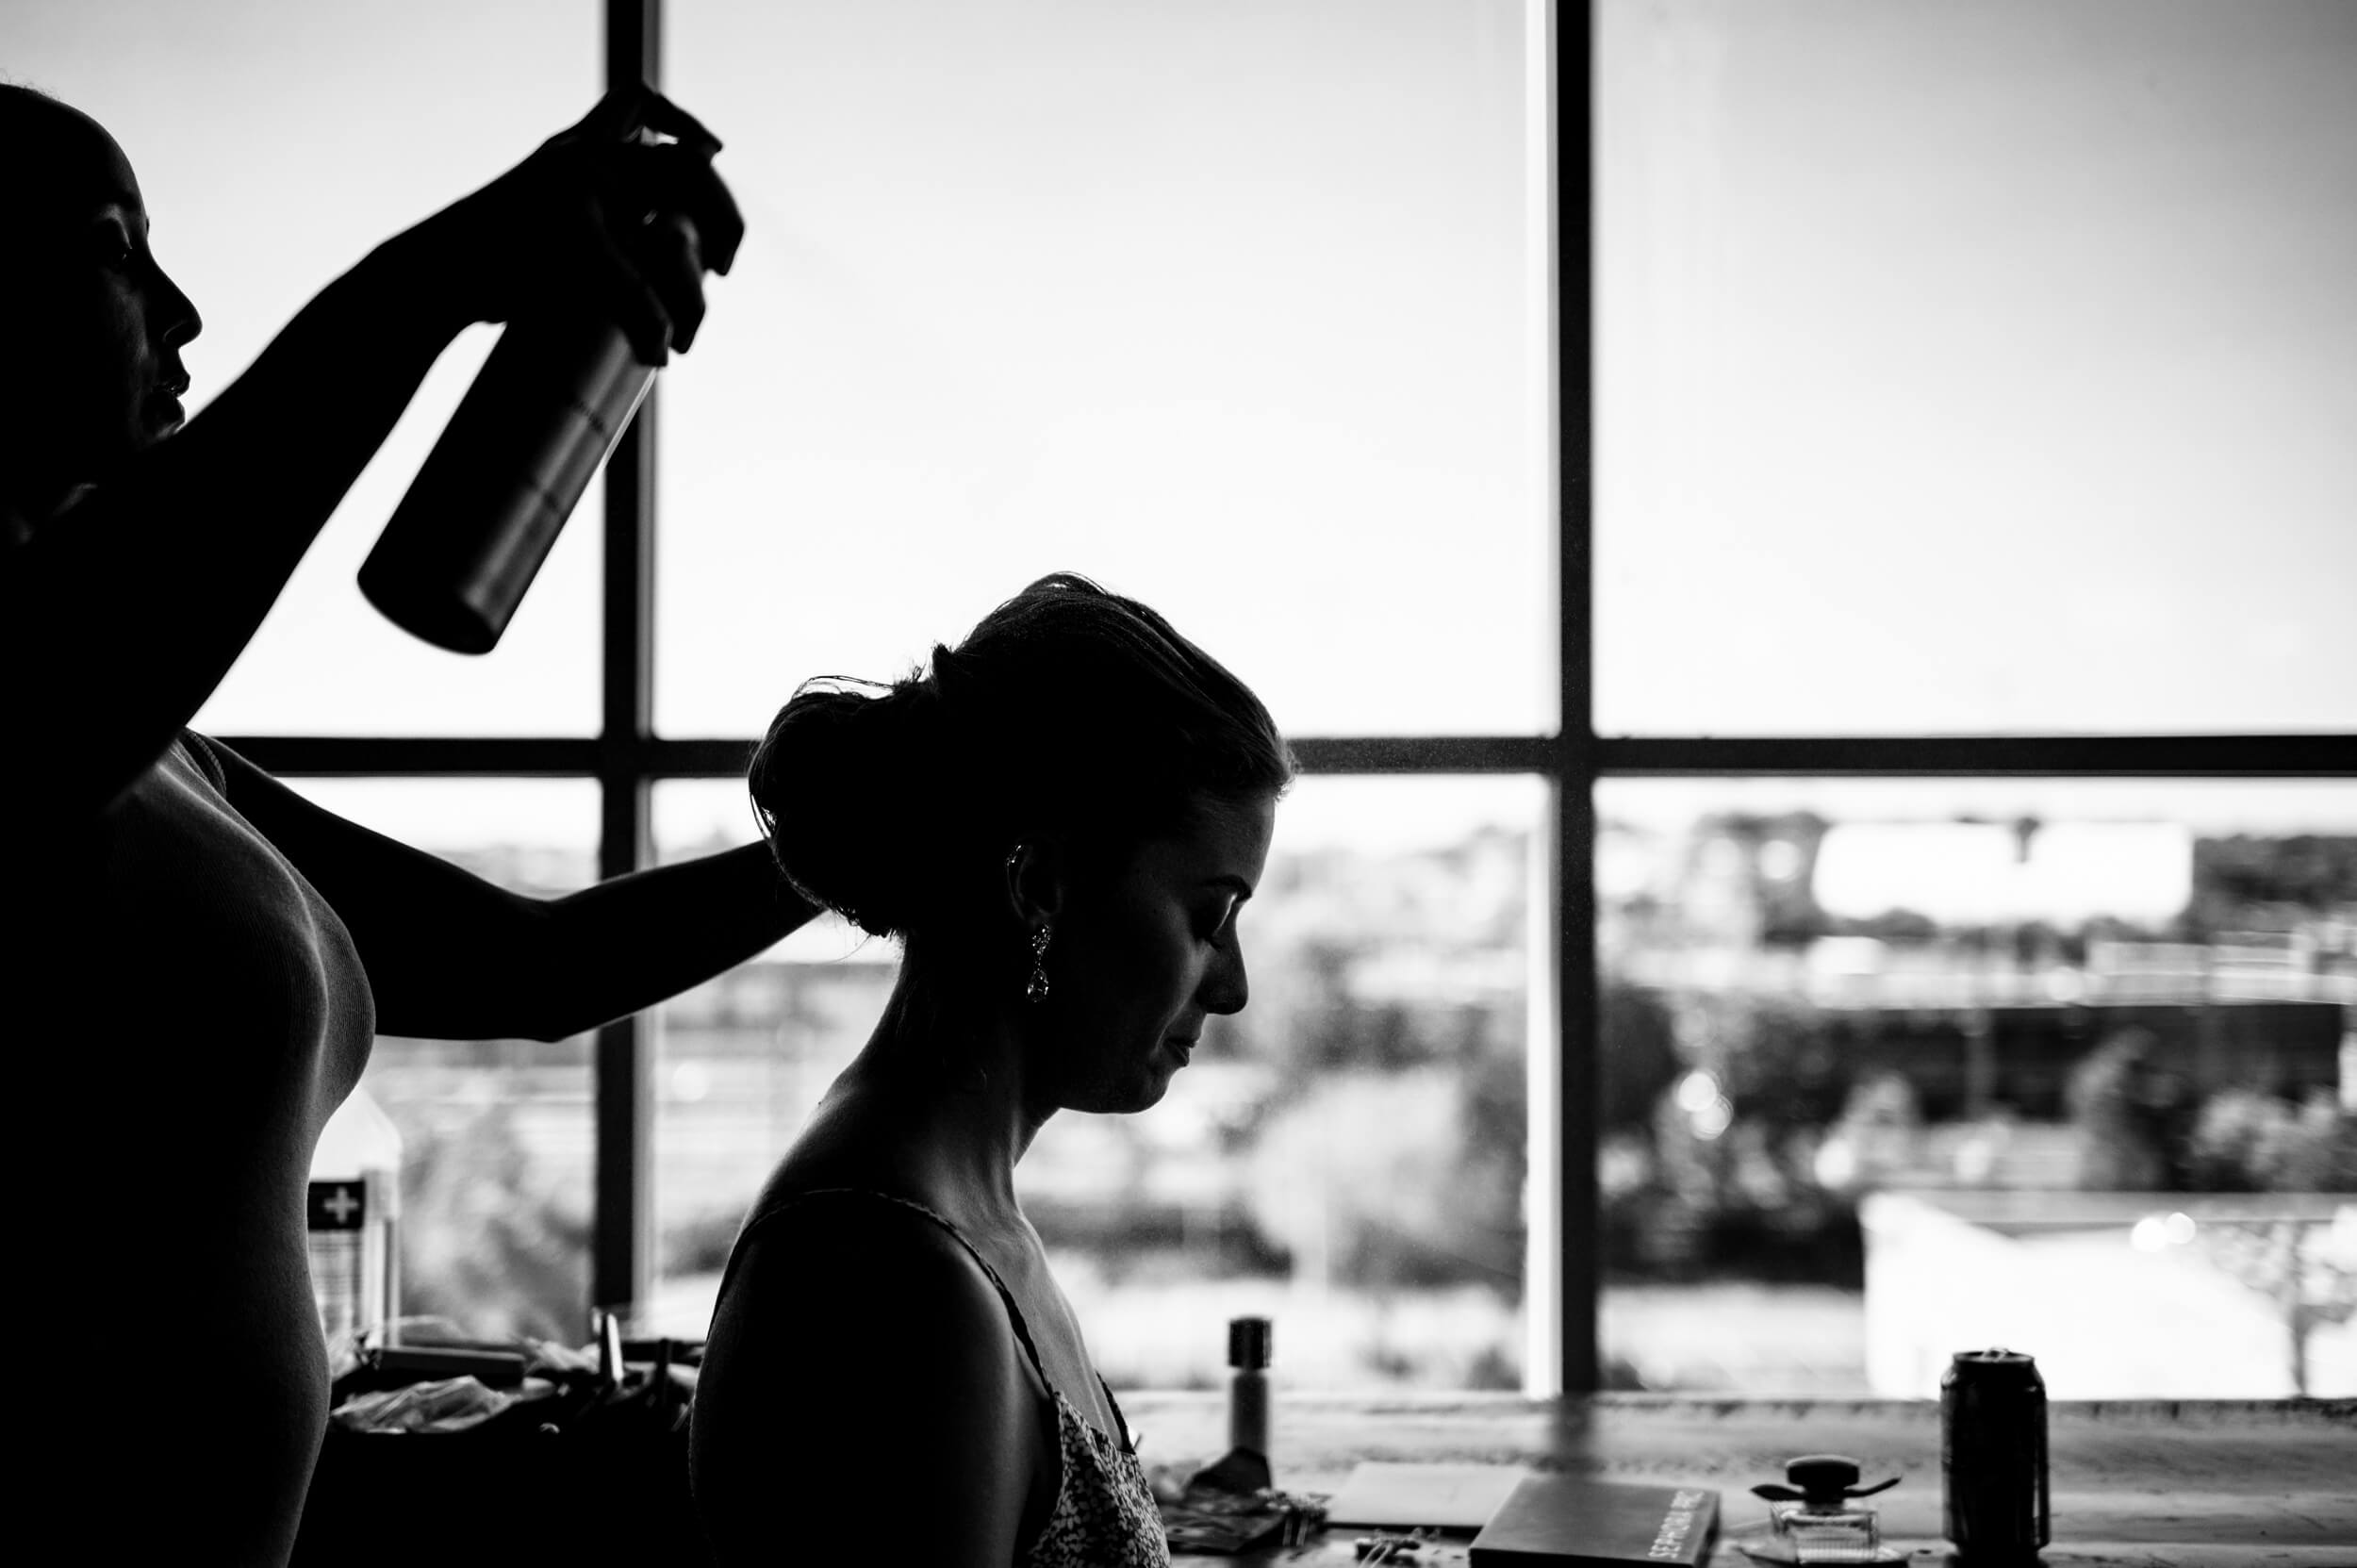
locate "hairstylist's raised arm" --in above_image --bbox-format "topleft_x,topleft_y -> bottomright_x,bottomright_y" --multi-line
0,86 -> 742,815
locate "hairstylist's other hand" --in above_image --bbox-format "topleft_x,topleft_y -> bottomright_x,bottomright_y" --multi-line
405,85 -> 746,366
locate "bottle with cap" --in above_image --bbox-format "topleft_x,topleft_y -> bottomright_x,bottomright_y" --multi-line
1227,1315 -> 1272,1462
307,1083 -> 404,1356
1748,1454 -> 1899,1564
358,108 -> 719,654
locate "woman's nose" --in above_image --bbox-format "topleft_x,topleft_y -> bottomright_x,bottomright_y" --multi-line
1200,942 -> 1249,1016
154,263 -> 201,348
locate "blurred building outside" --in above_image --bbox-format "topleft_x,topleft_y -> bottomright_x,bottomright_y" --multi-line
356,808 -> 2356,1395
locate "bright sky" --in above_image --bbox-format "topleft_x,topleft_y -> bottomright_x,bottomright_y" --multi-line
1595,0 -> 2357,735
8,1 -> 2352,850
7,0 -> 1541,741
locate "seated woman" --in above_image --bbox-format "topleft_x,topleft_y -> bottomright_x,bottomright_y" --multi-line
692,573 -> 1292,1567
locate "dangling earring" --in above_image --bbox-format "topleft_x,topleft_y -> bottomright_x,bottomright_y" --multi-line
1025,923 -> 1053,1003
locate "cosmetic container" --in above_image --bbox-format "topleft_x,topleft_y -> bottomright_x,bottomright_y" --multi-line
1748,1454 -> 1898,1564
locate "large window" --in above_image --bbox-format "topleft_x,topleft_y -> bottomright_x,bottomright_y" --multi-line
288,781 -> 603,1343
22,0 -> 2351,1395
1587,0 -> 2357,1399
1595,779 -> 2357,1395
650,776 -> 1546,1390
654,0 -> 1546,740
1593,0 -> 2357,739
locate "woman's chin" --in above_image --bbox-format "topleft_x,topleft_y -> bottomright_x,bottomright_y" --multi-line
141,393 -> 187,441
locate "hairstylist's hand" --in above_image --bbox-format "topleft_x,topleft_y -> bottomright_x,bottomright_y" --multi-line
404,85 -> 746,366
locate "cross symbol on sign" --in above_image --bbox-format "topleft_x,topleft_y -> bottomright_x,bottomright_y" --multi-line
321,1185 -> 360,1224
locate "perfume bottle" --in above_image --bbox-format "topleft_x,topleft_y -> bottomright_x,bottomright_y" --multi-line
1750,1455 -> 1898,1564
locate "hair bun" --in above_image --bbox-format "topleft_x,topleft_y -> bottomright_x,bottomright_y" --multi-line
745,576 -> 1292,954
748,676 -> 944,936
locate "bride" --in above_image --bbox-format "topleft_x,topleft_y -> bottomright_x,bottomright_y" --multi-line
692,573 -> 1291,1567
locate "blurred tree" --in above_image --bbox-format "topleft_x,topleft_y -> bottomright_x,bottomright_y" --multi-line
2188,1088 -> 2357,1193
1244,1067 -> 1523,1292
1716,995 -> 1853,1131
399,1098 -> 591,1343
2066,1027 -> 2194,1190
2190,835 -> 2357,916
1602,981 -> 1680,1135
1819,1071 -> 1924,1190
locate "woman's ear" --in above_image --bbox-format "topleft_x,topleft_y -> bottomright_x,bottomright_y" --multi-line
1001,835 -> 1068,929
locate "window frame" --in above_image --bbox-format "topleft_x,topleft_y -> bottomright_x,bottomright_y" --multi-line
222,0 -> 2357,1392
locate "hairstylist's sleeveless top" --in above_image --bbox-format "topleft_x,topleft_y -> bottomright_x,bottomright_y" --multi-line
716,1189 -> 1170,1568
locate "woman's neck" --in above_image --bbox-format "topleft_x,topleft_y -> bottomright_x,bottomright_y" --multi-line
830,975 -> 1056,1227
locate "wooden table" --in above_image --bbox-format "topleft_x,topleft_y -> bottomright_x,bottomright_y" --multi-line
1120,1394 -> 2357,1565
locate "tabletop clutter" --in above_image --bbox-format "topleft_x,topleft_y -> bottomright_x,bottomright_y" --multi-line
1146,1322 -> 2054,1563
325,1307 -> 692,1439
296,1309 -> 705,1568
313,1308 -> 2061,1565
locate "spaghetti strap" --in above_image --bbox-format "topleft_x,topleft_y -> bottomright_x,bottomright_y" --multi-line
1096,1374 -> 1136,1451
720,1187 -> 1056,1392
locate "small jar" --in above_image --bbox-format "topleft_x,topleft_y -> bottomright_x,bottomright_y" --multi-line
1769,1497 -> 1881,1564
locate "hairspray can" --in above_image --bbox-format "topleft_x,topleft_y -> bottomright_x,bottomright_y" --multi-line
359,106 -> 717,653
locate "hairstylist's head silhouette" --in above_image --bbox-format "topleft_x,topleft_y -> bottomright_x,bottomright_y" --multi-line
2,84 -> 203,531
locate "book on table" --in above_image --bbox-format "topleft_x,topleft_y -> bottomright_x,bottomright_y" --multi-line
1324,1462 -> 1534,1529
1466,1474 -> 1720,1567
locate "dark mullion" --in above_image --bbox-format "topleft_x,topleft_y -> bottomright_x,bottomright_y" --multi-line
1552,0 -> 1598,1396
1293,736 -> 1558,773
648,735 -> 1565,778
1601,734 -> 2357,776
607,0 -> 659,92
216,732 -> 2357,782
217,736 -> 604,776
592,0 -> 663,1323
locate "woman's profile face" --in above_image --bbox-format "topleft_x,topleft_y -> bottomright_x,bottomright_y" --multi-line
1038,791 -> 1277,1116
1,97 -> 201,508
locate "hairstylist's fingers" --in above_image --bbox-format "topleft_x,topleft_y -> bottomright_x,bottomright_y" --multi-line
533,93 -> 614,159
636,89 -> 724,157
635,213 -> 708,352
566,82 -> 657,148
612,143 -> 746,276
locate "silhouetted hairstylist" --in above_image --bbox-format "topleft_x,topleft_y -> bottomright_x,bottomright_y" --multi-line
0,82 -> 804,1568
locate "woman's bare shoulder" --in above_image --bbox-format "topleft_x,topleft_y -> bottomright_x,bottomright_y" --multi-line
693,1180 -> 1049,1563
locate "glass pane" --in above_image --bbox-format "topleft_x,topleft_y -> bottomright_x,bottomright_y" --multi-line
13,0 -> 602,734
646,780 -> 896,1336
660,0 -> 1546,739
288,779 -> 602,1342
649,774 -> 1545,1394
1596,777 -> 2357,1397
1596,0 -> 2357,735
